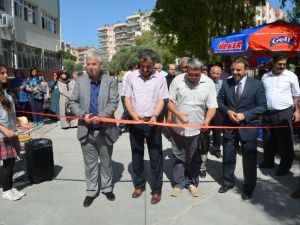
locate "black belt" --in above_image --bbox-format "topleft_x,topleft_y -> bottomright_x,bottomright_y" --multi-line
143,117 -> 152,122
266,106 -> 293,114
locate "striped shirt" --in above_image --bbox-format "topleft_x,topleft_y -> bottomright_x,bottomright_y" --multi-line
125,70 -> 169,117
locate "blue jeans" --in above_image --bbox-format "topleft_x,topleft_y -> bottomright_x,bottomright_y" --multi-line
170,130 -> 201,189
28,96 -> 44,123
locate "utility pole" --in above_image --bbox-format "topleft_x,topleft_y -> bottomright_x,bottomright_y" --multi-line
11,0 -> 17,69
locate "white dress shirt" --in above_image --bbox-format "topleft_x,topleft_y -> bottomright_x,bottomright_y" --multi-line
235,75 -> 247,93
262,69 -> 300,110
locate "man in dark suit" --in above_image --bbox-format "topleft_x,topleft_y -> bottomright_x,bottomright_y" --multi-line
217,58 -> 267,200
69,51 -> 119,207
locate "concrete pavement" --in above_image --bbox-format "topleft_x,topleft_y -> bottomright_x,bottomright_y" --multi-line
0,90 -> 299,225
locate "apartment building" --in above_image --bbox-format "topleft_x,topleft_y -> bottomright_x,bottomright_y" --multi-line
98,10 -> 152,62
255,1 -> 285,25
70,46 -> 96,66
0,0 -> 61,74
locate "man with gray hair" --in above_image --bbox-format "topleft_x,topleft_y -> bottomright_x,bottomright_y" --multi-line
168,58 -> 218,197
125,49 -> 169,204
179,57 -> 190,73
69,51 -> 119,207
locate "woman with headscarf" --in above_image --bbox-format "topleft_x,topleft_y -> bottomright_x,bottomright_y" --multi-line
58,71 -> 77,129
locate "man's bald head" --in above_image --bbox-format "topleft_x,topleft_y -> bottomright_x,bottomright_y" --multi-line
210,65 -> 222,82
168,64 -> 176,76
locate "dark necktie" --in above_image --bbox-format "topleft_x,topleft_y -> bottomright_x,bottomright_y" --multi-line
235,81 -> 243,104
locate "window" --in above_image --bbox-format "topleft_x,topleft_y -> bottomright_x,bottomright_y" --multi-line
14,0 -> 36,24
17,43 -> 42,68
43,51 -> 59,70
2,40 -> 12,67
0,0 -> 5,11
41,12 -> 57,33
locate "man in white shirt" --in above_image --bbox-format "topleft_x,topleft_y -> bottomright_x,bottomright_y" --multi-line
260,53 -> 300,176
168,58 -> 217,197
154,63 -> 168,76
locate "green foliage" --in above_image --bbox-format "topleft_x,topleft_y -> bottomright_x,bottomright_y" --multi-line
286,0 -> 300,23
107,31 -> 177,72
63,51 -> 77,61
63,59 -> 75,73
73,63 -> 84,73
63,59 -> 83,74
151,0 -> 267,61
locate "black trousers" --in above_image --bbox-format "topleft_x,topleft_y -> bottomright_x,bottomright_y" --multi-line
210,110 -> 223,149
223,130 -> 257,193
129,124 -> 163,194
262,106 -> 294,172
1,158 -> 15,191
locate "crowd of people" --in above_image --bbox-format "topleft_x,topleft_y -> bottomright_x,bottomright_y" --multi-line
0,49 -> 299,207
9,68 -> 79,129
67,49 -> 300,207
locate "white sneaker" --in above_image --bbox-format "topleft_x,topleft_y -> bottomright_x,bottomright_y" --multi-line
2,190 -> 21,201
12,188 -> 26,197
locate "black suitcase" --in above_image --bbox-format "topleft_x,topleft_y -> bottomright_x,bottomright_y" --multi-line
25,138 -> 54,184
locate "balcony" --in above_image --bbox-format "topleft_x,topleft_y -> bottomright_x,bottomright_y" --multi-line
99,39 -> 109,43
98,32 -> 109,37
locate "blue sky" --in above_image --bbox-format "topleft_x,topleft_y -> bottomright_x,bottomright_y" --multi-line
60,0 -> 292,48
60,0 -> 156,48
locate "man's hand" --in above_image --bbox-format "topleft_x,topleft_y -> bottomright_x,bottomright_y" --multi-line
149,115 -> 157,124
167,113 -> 173,123
131,112 -> 144,122
201,120 -> 210,132
177,112 -> 189,124
84,113 -> 93,123
227,110 -> 239,123
236,113 -> 245,122
292,111 -> 300,122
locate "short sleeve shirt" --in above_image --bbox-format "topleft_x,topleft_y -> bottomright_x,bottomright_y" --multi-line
124,70 -> 169,117
169,73 -> 218,136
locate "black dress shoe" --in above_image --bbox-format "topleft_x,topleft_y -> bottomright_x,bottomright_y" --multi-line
241,191 -> 252,200
102,192 -> 115,201
275,169 -> 289,176
200,170 -> 207,178
218,185 -> 234,193
259,161 -> 274,169
83,196 -> 96,207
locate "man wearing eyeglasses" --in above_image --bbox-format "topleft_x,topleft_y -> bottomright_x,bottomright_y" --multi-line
167,58 -> 217,198
259,53 -> 300,176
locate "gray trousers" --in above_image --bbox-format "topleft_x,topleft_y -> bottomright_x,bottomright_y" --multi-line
81,130 -> 113,197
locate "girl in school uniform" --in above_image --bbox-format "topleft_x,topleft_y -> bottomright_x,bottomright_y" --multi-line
0,63 -> 31,201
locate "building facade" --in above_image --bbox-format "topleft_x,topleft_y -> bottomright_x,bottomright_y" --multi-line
70,46 -> 97,66
0,0 -> 61,75
255,1 -> 285,25
98,10 -> 152,62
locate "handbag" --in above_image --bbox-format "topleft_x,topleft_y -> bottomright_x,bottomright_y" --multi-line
65,99 -> 73,116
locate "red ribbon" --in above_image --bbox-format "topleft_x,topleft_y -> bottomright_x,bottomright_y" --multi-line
16,110 -> 297,130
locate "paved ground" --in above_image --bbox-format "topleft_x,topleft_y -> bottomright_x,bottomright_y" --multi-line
0,84 -> 300,225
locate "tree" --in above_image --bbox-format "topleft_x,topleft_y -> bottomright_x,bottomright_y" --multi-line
107,31 -> 177,73
107,47 -> 141,73
63,51 -> 77,61
135,30 -> 177,64
286,0 -> 300,23
63,59 -> 75,73
151,0 -> 267,61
